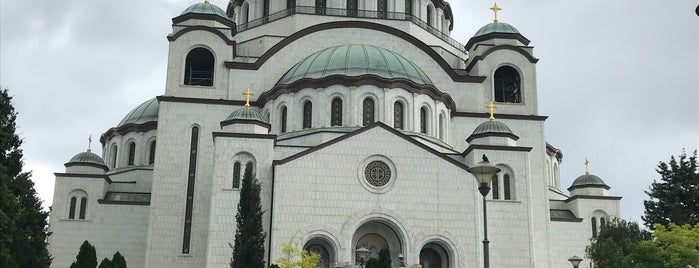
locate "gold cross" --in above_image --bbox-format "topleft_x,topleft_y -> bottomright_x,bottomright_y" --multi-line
490,3 -> 502,23
87,135 -> 92,152
584,158 -> 590,175
204,0 -> 209,3
487,101 -> 496,121
242,87 -> 254,109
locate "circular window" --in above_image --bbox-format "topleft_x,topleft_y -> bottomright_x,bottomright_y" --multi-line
364,161 -> 392,187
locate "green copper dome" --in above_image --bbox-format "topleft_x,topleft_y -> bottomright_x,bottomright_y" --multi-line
182,2 -> 228,17
65,151 -> 108,170
225,107 -> 268,123
277,44 -> 433,86
472,120 -> 514,135
119,98 -> 159,126
570,174 -> 609,189
474,22 -> 520,37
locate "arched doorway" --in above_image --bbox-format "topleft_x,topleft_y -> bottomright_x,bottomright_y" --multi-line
304,237 -> 336,268
352,220 -> 404,265
419,242 -> 451,268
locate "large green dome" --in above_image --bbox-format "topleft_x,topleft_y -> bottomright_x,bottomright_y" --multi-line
474,22 -> 520,37
225,107 -> 268,123
65,151 -> 108,171
570,174 -> 609,189
119,98 -> 159,126
182,2 -> 227,17
277,44 -> 433,86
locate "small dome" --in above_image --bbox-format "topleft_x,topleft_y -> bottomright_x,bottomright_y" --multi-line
182,2 -> 228,17
570,174 -> 609,189
472,120 -> 514,136
474,22 -> 520,37
119,98 -> 159,126
225,107 -> 268,123
277,44 -> 433,86
65,151 -> 108,171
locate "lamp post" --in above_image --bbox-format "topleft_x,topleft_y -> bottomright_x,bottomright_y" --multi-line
467,155 -> 501,268
568,255 -> 583,268
355,247 -> 370,267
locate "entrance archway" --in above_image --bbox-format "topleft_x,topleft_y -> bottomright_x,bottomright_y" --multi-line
303,237 -> 336,268
352,220 -> 404,265
420,242 -> 450,268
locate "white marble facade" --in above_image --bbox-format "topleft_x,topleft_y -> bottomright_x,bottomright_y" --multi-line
48,1 -> 621,267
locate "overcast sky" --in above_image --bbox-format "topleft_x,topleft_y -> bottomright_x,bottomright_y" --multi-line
1,0 -> 697,224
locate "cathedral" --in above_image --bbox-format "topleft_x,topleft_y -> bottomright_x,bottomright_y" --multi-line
48,0 -> 621,267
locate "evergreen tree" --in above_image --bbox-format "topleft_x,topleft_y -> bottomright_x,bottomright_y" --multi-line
585,219 -> 652,268
110,252 -> 127,268
70,240 -> 98,268
0,88 -> 51,267
643,150 -> 699,228
98,258 -> 111,268
231,164 -> 266,268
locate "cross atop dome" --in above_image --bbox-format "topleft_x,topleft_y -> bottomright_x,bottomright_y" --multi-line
87,135 -> 92,153
490,3 -> 502,23
243,87 -> 254,109
585,158 -> 590,175
487,101 -> 496,121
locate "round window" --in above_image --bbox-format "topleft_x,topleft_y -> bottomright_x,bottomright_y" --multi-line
364,161 -> 392,187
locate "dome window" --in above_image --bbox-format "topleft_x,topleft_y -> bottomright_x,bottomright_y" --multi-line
110,144 -> 118,168
184,48 -> 214,86
149,141 -> 156,165
233,162 -> 241,189
362,98 -> 375,126
287,0 -> 295,10
393,102 -> 404,130
280,106 -> 288,133
127,142 -> 136,166
494,66 -> 521,103
303,101 -> 313,129
405,0 -> 413,16
377,0 -> 387,18
427,5 -> 434,27
347,0 -> 357,17
315,0 -> 326,15
419,107 -> 428,134
331,98 -> 343,126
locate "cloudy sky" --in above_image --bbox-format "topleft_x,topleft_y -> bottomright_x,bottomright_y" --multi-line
1,0 -> 697,224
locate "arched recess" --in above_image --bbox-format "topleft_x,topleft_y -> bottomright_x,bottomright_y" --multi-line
426,4 -> 435,27
340,209 -> 411,265
184,47 -> 215,86
362,97 -> 376,126
66,189 -> 88,220
420,242 -> 450,268
495,164 -> 516,200
126,140 -> 136,166
110,143 -> 118,168
304,234 -> 338,268
330,97 -> 343,126
240,2 -> 250,24
493,65 -> 522,103
413,232 -> 462,268
232,152 -> 256,188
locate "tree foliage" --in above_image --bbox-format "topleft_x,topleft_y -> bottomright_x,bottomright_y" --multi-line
365,248 -> 391,268
96,251 -> 127,268
0,88 -> 51,267
231,164 -> 266,268
586,219 -> 652,268
70,241 -> 98,268
643,150 -> 699,229
275,243 -> 320,268
639,223 -> 699,267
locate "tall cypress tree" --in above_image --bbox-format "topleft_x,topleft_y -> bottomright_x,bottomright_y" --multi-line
643,150 -> 699,228
231,164 -> 266,267
0,88 -> 51,267
70,240 -> 97,268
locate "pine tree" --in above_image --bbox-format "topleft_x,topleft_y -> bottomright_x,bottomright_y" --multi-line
98,258 -> 112,268
0,88 -> 51,267
110,252 -> 127,268
231,164 -> 266,267
70,240 -> 98,268
643,150 -> 699,228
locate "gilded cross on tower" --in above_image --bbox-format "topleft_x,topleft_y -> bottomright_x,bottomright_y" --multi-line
87,135 -> 92,153
490,3 -> 502,23
243,87 -> 254,109
584,158 -> 590,175
487,101 -> 496,121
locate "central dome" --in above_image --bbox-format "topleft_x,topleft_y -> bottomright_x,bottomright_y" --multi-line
277,44 -> 433,86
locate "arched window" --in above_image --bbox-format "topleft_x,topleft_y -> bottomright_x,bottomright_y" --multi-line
591,217 -> 598,237
241,3 -> 250,23
233,162 -> 241,189
503,174 -> 512,200
331,98 -> 342,126
427,5 -> 434,27
438,113 -> 445,140
347,0 -> 358,17
182,126 -> 200,254
491,174 -> 499,200
280,106 -> 288,133
149,141 -> 156,165
494,66 -> 522,103
69,197 -> 77,219
419,107 -> 428,134
405,0 -> 413,16
362,98 -> 375,126
246,161 -> 254,176
127,142 -> 136,166
79,197 -> 87,219
110,144 -> 118,168
393,102 -> 404,129
315,0 -> 326,15
600,217 -> 606,231
184,48 -> 214,86
263,0 -> 270,17
287,0 -> 296,10
377,0 -> 387,18
303,101 -> 313,129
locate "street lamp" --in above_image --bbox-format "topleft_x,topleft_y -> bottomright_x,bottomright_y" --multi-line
568,255 -> 583,268
355,247 -> 370,267
467,154 -> 501,268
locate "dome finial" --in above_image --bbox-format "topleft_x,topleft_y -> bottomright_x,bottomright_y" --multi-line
87,135 -> 92,153
204,0 -> 209,3
584,158 -> 590,175
242,87 -> 254,109
487,101 -> 496,121
490,3 -> 502,23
